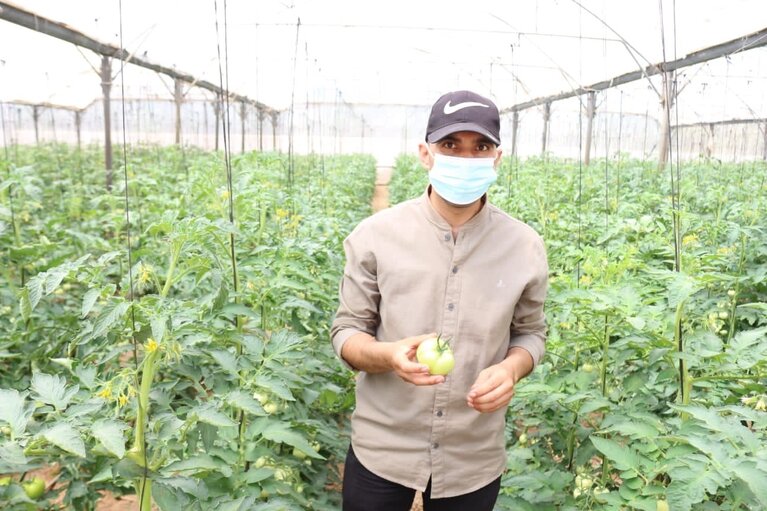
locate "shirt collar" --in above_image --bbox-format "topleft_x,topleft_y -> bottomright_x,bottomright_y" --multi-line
418,185 -> 491,232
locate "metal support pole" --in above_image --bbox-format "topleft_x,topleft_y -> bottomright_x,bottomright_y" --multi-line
511,111 -> 519,159
271,112 -> 278,152
258,110 -> 264,152
32,105 -> 40,145
658,71 -> 675,170
762,122 -> 767,161
584,91 -> 596,166
214,95 -> 221,151
100,56 -> 113,190
74,110 -> 82,152
174,78 -> 183,145
541,101 -> 551,157
240,101 -> 246,154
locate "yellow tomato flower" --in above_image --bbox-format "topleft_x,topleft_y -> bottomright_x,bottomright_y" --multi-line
96,386 -> 113,400
145,338 -> 159,353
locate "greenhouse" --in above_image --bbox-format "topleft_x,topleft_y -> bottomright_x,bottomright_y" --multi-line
0,0 -> 765,509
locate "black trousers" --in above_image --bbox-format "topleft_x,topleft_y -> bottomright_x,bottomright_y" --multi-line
342,445 -> 501,511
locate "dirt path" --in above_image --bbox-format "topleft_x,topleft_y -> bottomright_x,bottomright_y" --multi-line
371,165 -> 393,212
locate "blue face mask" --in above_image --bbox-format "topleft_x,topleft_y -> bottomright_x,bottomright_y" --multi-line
428,153 -> 498,205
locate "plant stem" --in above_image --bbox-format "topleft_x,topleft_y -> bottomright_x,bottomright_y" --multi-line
600,314 -> 610,397
160,246 -> 180,298
674,300 -> 689,407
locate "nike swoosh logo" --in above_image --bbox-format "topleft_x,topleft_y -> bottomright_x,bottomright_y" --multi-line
443,101 -> 490,115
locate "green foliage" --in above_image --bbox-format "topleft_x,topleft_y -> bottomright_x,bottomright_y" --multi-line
0,144 -> 374,510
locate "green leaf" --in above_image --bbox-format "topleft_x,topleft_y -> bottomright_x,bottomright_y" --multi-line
91,301 -> 131,339
254,375 -> 295,402
81,288 -> 100,318
155,476 -> 209,500
88,465 -> 113,484
42,423 -> 86,457
0,389 -> 33,436
151,315 -> 167,343
261,422 -> 325,460
667,463 -> 726,511
210,350 -> 238,375
195,406 -> 237,428
31,372 -> 79,412
243,467 -> 274,484
44,265 -> 69,294
225,391 -> 264,415
731,461 -> 767,507
26,274 -> 45,311
578,398 -> 611,415
91,420 -> 128,458
164,454 -> 233,477
590,436 -> 643,472
0,442 -> 28,466
19,288 -> 31,322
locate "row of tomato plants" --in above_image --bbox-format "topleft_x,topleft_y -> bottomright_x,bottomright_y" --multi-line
390,154 -> 767,510
1,144 -> 374,510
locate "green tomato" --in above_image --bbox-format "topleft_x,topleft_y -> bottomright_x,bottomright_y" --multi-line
656,500 -> 670,511
582,363 -> 595,373
575,475 -> 593,490
22,477 -> 45,500
416,336 -> 455,375
292,447 -> 307,460
518,433 -> 528,444
263,402 -> 279,415
0,476 -> 12,486
274,467 -> 290,481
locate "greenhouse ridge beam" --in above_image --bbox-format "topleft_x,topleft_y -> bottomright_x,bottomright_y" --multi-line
502,26 -> 767,113
0,1 -> 276,115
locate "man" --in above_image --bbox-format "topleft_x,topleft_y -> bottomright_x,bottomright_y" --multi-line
331,90 -> 548,510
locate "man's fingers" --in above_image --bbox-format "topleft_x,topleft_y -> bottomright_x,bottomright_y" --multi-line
468,370 -> 498,398
407,373 -> 446,386
406,332 -> 438,348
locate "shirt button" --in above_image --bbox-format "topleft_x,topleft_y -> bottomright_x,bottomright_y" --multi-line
447,303 -> 454,311
436,410 -> 443,417
444,233 -> 451,241
452,266 -> 458,274
432,442 -> 439,449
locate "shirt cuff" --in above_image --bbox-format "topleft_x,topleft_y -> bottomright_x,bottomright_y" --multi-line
508,334 -> 546,368
332,328 -> 365,371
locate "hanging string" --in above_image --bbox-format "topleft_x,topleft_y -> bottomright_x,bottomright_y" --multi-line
213,0 -> 238,280
658,0 -> 681,273
288,18 -> 302,198
117,0 -> 147,508
576,7 -> 584,287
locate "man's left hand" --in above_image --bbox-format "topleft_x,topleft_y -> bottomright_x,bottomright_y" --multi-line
467,347 -> 533,413
466,364 -> 517,413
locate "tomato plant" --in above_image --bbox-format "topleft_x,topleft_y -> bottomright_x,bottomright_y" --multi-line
0,145 -> 374,510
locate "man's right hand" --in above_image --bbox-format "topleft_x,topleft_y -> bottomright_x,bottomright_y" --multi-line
389,333 -> 446,386
340,332 -> 446,385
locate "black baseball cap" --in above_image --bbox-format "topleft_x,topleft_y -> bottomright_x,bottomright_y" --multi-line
425,90 -> 501,145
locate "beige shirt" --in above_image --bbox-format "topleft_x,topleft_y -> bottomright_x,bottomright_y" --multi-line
331,189 -> 548,498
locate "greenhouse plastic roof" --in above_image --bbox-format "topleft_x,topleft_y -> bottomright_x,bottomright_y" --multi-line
1,0 -> 766,123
